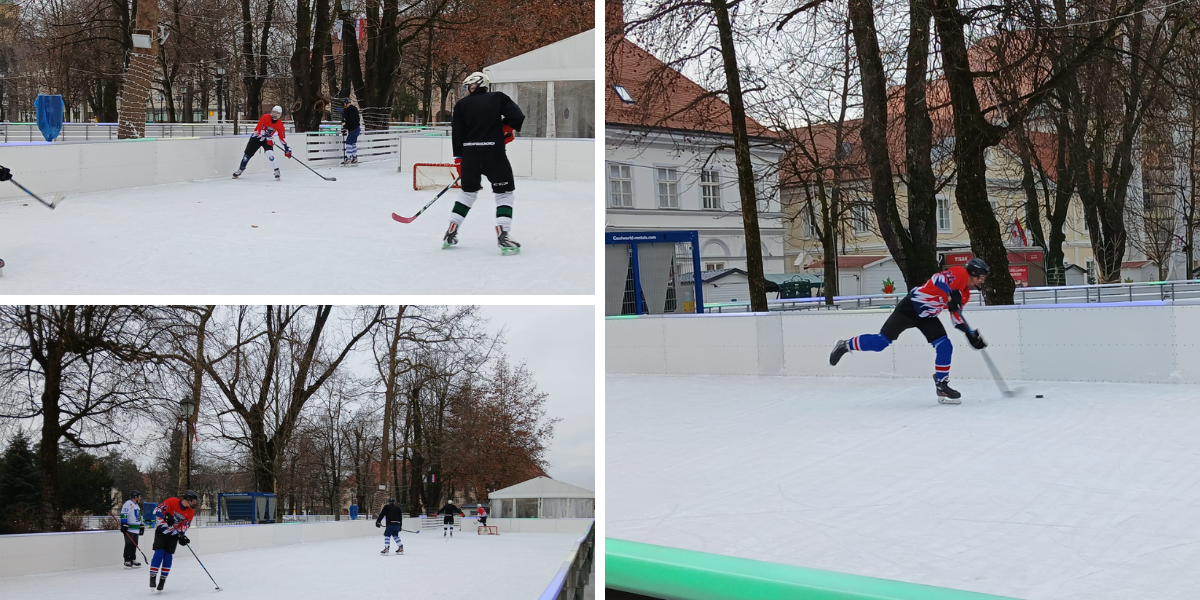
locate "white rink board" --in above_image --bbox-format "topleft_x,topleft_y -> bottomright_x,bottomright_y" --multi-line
608,303 -> 1200,384
397,135 -> 594,182
0,530 -> 580,600
0,160 -> 593,294
608,374 -> 1200,600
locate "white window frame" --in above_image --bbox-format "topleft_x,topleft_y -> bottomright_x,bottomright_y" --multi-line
612,85 -> 635,104
700,169 -> 722,210
800,205 -> 815,238
937,196 -> 952,233
852,204 -> 871,234
607,163 -> 633,208
705,262 -> 725,271
655,166 -> 679,209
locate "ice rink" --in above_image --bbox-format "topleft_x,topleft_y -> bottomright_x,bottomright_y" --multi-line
0,530 -> 581,599
0,160 -> 593,294
608,374 -> 1200,600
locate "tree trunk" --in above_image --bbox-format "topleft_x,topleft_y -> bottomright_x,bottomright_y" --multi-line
291,0 -> 334,132
38,362 -> 64,531
117,0 -> 160,138
711,0 -> 767,311
901,0 -> 941,283
242,0 -> 276,118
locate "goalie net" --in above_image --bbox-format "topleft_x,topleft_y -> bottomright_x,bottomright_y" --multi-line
413,163 -> 461,191
477,525 -> 499,535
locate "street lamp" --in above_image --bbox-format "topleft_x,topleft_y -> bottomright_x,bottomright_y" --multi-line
216,67 -> 225,123
180,398 -> 196,491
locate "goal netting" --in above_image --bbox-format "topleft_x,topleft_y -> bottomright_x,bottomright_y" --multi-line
413,163 -> 461,191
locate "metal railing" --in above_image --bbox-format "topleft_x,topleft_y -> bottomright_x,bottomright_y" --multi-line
0,121 -> 450,143
539,521 -> 595,600
700,279 -> 1200,313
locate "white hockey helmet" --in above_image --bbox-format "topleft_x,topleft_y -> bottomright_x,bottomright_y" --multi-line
271,105 -> 283,116
463,71 -> 490,93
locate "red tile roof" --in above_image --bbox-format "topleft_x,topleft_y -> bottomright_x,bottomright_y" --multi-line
1121,261 -> 1154,269
605,35 -> 774,138
803,255 -> 890,270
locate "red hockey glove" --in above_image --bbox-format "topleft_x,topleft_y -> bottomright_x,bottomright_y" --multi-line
454,157 -> 462,176
502,125 -> 515,144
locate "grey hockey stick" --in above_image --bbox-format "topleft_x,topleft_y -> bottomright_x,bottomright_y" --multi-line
980,348 -> 1022,397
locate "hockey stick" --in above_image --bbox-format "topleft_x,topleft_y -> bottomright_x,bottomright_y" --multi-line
980,348 -> 1022,397
401,528 -> 420,534
121,529 -> 151,564
185,543 -> 222,591
392,176 -> 461,223
9,179 -> 65,209
286,153 -> 337,182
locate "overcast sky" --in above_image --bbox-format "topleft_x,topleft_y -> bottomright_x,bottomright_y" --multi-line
476,306 -> 595,491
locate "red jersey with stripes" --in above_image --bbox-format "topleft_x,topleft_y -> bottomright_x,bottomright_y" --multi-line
910,266 -> 971,326
154,497 -> 194,536
253,115 -> 287,146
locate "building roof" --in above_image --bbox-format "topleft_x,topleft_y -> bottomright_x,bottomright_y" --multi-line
605,35 -> 773,138
804,255 -> 891,270
763,273 -> 823,285
488,476 -> 594,499
484,29 -> 594,83
1121,261 -> 1154,269
679,267 -> 746,285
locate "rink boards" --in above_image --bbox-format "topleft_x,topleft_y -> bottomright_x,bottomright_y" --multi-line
607,301 -> 1200,384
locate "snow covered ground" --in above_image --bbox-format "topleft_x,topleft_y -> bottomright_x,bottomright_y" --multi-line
0,160 -> 593,294
0,530 -> 580,599
607,374 -> 1200,600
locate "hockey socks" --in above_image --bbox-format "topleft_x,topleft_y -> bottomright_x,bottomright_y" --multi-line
238,154 -> 252,171
149,550 -> 172,587
848,334 -> 891,352
450,190 -> 478,227
495,191 -> 514,230
932,335 -> 953,381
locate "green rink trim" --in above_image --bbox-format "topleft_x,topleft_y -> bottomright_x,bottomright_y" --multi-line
606,538 -> 1021,600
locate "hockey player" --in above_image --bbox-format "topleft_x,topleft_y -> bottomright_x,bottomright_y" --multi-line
829,258 -> 991,404
119,490 -> 143,568
340,98 -> 361,166
443,71 -> 525,255
149,490 -> 197,591
375,497 -> 404,555
478,505 -> 487,527
439,500 -> 464,537
232,105 -> 292,180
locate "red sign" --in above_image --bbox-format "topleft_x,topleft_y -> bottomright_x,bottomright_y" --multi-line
946,253 -> 972,265
1009,265 -> 1029,282
945,251 -> 1044,265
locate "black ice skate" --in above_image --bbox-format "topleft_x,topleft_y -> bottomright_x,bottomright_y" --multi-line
351,156 -> 358,166
443,223 -> 459,249
124,561 -> 134,569
341,157 -> 352,167
497,227 -> 520,256
380,547 -> 390,555
274,169 -> 281,181
936,377 -> 962,405
157,575 -> 166,591
830,339 -> 850,366
149,574 -> 157,588
132,561 -> 141,568
232,170 -> 243,179
396,545 -> 404,555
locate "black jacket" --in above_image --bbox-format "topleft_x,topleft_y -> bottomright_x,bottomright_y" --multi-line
438,503 -> 461,517
451,88 -> 524,156
341,105 -> 360,130
376,503 -> 403,526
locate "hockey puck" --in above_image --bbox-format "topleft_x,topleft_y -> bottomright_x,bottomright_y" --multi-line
1035,394 -> 1044,398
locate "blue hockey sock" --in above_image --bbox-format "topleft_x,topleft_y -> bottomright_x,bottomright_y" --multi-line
239,154 -> 251,170
150,549 -> 164,572
849,333 -> 891,352
159,552 -> 173,579
932,335 -> 953,381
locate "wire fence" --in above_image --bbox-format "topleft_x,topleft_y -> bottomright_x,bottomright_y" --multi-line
0,121 -> 450,143
72,513 -> 468,531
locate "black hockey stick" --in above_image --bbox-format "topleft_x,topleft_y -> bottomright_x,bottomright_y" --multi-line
9,179 -> 64,209
401,528 -> 421,533
980,348 -> 1023,397
121,529 -> 151,564
185,543 -> 222,591
392,177 -> 461,223
287,153 -> 337,182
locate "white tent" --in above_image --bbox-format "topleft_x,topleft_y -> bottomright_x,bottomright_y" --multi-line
488,476 -> 595,519
484,29 -> 595,139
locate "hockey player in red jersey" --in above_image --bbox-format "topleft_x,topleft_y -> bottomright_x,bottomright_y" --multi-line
233,105 -> 292,180
148,490 -> 198,591
829,258 -> 991,404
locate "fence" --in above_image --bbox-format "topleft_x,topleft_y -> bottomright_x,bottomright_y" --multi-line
539,522 -> 595,600
0,121 -> 450,144
704,279 -> 1200,313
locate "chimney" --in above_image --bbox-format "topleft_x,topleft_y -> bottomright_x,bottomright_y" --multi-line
606,0 -> 624,39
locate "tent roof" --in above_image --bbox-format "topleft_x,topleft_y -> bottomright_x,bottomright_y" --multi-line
488,476 -> 594,499
484,29 -> 594,83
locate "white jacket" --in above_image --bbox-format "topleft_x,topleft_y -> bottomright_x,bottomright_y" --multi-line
120,500 -> 142,533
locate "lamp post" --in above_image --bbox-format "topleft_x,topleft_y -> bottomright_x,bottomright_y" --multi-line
180,398 -> 196,491
216,67 -> 225,123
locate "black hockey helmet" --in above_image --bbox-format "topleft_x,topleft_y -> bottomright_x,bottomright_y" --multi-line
387,497 -> 395,504
181,490 -> 198,502
342,97 -> 352,105
130,490 -> 141,498
965,257 -> 990,277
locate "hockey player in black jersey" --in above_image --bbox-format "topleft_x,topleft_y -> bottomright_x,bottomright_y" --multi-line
443,71 -> 525,255
375,498 -> 404,555
439,501 -> 464,537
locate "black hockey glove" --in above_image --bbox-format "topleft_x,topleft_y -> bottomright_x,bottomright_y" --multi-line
179,535 -> 190,546
120,525 -> 128,533
0,166 -> 11,182
163,513 -> 176,526
957,325 -> 987,350
375,521 -> 381,528
948,289 -> 963,313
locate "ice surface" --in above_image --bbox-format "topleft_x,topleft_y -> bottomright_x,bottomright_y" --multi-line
0,161 -> 593,294
0,530 -> 580,599
608,374 -> 1200,600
